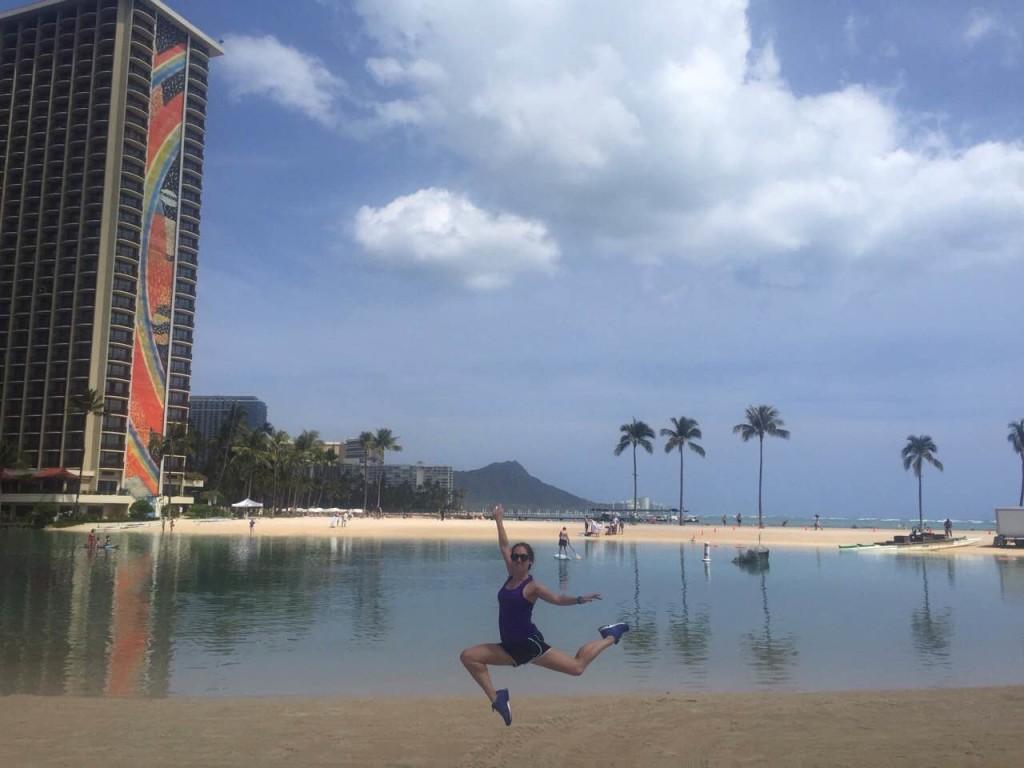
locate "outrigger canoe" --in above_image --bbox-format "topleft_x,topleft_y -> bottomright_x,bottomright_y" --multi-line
840,536 -> 978,552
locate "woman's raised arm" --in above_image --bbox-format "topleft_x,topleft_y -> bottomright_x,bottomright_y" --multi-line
494,504 -> 513,571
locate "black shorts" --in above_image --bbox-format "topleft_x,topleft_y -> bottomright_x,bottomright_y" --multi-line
500,632 -> 551,667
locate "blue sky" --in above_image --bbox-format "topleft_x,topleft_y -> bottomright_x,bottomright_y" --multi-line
13,0 -> 1024,517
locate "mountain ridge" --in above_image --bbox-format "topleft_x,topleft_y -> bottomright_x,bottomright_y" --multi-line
453,461 -> 596,509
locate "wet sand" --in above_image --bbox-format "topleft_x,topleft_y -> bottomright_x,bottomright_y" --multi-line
1,687 -> 1020,767
56,515 -> 1021,557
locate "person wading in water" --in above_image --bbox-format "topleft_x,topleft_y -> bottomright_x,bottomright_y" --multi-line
459,504 -> 629,726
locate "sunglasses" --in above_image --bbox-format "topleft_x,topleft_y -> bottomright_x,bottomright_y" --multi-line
510,553 -> 531,562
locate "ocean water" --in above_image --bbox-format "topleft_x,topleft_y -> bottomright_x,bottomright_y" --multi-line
1,531 -> 1022,697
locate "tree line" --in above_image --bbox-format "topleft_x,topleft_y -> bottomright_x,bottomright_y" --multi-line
618,407 -> 1024,529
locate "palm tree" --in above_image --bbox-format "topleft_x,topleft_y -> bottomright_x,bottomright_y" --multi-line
1008,420 -> 1024,507
213,404 -> 246,493
661,417 -> 706,526
372,428 -> 402,513
902,435 -> 943,530
293,430 -> 324,509
69,388 -> 106,519
614,420 -> 655,519
230,429 -> 271,500
0,440 -> 24,523
359,431 -> 376,513
267,429 -> 292,514
148,424 -> 194,515
733,405 -> 790,529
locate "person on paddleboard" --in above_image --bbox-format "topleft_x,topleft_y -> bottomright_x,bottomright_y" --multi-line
459,504 -> 629,727
557,527 -> 570,558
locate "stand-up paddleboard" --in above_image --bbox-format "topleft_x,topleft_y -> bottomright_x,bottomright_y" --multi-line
553,553 -> 571,560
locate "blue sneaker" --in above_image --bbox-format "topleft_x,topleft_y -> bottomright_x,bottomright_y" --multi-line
599,622 -> 630,645
491,688 -> 512,726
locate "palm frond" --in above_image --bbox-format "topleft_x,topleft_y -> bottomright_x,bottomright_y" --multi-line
1008,420 -> 1024,455
689,443 -> 706,457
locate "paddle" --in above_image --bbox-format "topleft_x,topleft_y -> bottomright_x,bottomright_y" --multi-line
568,541 -> 582,560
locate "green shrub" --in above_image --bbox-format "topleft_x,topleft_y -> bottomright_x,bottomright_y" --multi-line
184,503 -> 218,519
129,499 -> 155,520
30,502 -> 59,529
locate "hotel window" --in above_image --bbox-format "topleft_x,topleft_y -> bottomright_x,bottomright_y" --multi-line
99,451 -> 124,468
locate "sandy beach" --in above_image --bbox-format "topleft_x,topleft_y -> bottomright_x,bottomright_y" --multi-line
56,515 -> 1023,557
2,687 -> 1020,767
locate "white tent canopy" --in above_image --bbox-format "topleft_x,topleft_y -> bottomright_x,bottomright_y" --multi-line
231,498 -> 263,509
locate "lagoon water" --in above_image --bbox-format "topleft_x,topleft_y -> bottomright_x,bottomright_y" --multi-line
2,531 -> 1023,698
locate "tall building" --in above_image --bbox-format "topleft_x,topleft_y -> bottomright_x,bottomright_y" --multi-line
0,0 -> 221,518
381,463 -> 453,495
188,395 -> 268,446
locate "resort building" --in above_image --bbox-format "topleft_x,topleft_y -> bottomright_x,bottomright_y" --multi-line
188,395 -> 268,445
0,0 -> 221,520
379,462 -> 454,494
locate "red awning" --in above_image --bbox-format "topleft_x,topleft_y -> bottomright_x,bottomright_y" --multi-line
32,468 -> 80,481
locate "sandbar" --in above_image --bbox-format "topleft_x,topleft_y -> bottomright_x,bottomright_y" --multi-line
54,516 -> 1023,557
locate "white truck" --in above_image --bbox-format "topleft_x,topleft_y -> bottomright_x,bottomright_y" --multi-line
994,507 -> 1024,548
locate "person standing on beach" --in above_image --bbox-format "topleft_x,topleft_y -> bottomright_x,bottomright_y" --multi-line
736,512 -> 742,527
944,518 -> 953,539
249,518 -> 256,535
459,504 -> 629,727
814,513 -> 821,530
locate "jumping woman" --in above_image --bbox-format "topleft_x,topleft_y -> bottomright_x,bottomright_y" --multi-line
459,504 -> 629,726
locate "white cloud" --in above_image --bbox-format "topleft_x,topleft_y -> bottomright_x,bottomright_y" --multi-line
220,35 -> 343,126
964,10 -> 998,45
353,188 -> 560,289
346,0 -> 1024,276
963,8 -> 1021,65
366,57 -> 447,87
843,13 -> 864,54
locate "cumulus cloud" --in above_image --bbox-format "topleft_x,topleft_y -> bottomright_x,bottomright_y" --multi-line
342,0 -> 1024,277
353,188 -> 560,289
220,35 -> 343,126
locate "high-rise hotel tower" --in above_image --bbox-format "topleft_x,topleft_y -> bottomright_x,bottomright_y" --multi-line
0,0 -> 221,518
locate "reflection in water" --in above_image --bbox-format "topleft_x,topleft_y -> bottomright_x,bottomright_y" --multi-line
345,539 -> 391,644
0,534 -> 367,695
910,558 -> 953,666
995,556 -> 1024,604
666,545 -> 710,678
742,571 -> 798,685
621,544 -> 658,665
2,532 -> 1024,698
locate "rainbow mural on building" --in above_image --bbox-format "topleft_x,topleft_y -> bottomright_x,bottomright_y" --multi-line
123,16 -> 187,498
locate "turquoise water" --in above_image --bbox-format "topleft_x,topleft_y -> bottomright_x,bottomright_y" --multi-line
1,531 -> 1023,697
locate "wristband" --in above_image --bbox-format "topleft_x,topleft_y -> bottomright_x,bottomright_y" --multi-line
576,595 -> 583,604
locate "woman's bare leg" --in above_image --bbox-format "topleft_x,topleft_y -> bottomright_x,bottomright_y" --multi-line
459,643 -> 515,701
531,636 -> 615,676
